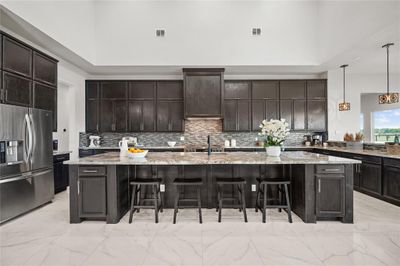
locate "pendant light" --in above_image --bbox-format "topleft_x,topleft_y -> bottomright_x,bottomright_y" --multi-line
339,64 -> 350,111
379,43 -> 399,104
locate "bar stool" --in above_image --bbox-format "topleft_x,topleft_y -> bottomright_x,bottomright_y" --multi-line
216,178 -> 248,222
129,178 -> 163,223
173,178 -> 203,224
255,177 -> 292,223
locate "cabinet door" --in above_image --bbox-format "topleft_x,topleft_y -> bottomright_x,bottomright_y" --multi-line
33,51 -> 57,86
223,100 -> 237,131
280,100 -> 293,130
129,81 -> 156,99
224,81 -> 250,99
33,82 -> 57,131
266,100 -> 279,121
280,81 -> 306,99
157,81 -> 183,100
86,81 -> 99,99
3,71 -> 32,107
293,100 -> 306,130
128,100 -> 155,132
307,80 -> 326,99
101,81 -> 127,99
86,100 -> 99,132
252,100 -> 264,131
360,162 -> 382,195
128,101 -> 142,132
237,100 -> 250,131
156,101 -> 170,132
169,101 -> 184,132
307,100 -> 326,131
99,100 -> 113,132
252,81 -> 279,99
53,161 -> 63,193
114,100 -> 127,132
79,176 -> 106,218
316,175 -> 345,217
2,36 -> 32,77
142,101 -> 156,131
383,166 -> 400,204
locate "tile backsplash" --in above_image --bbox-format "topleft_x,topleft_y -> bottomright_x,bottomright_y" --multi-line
79,119 -> 317,147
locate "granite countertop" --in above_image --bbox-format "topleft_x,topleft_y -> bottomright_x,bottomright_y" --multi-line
65,151 -> 361,165
79,146 -> 185,150
314,146 -> 400,159
53,150 -> 72,156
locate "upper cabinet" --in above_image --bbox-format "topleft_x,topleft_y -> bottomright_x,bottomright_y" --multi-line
129,81 -> 156,99
33,51 -> 57,86
223,81 -> 251,132
101,81 -> 127,99
2,36 -> 32,78
280,81 -> 306,99
251,81 -> 279,131
184,68 -> 224,118
307,80 -> 327,99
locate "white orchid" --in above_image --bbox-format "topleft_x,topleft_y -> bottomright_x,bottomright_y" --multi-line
259,119 -> 290,147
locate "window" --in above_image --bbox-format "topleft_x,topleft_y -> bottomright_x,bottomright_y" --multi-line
373,109 -> 400,142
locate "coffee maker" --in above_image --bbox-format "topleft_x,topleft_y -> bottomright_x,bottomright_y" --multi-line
303,135 -> 312,145
89,136 -> 101,148
312,134 -> 322,146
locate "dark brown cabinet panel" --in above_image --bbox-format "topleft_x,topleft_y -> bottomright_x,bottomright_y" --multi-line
307,80 -> 326,99
33,51 -> 57,86
156,101 -> 169,131
114,100 -> 127,132
223,100 -> 237,131
360,162 -> 382,196
280,80 -> 306,99
99,100 -> 127,132
129,81 -> 156,99
2,71 -> 32,107
293,100 -> 306,130
86,81 -> 99,99
383,160 -> 400,205
224,81 -> 251,99
2,36 -> 32,77
128,100 -> 156,132
157,81 -> 183,99
223,100 -> 250,132
251,100 -> 279,131
307,100 -> 326,131
33,82 -> 57,131
280,100 -> 293,130
169,101 -> 184,131
316,173 -> 345,218
252,81 -> 279,99
156,101 -> 184,132
101,81 -> 127,99
184,70 -> 223,117
86,100 -> 99,132
79,176 -> 107,218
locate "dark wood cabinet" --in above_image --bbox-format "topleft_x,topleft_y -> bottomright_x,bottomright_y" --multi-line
251,100 -> 279,131
86,81 -> 99,132
280,100 -> 306,131
53,154 -> 70,193
128,100 -> 156,132
33,51 -> 57,86
157,101 -> 184,132
280,80 -> 306,99
33,82 -> 57,131
101,81 -> 127,99
383,159 -> 400,205
315,165 -> 345,218
307,100 -> 326,131
223,81 -> 251,132
157,81 -> 183,99
252,81 -> 279,99
129,81 -> 156,99
360,161 -> 382,196
2,36 -> 32,78
2,71 -> 32,107
79,175 -> 107,218
307,80 -> 326,99
184,69 -> 224,117
99,100 -> 127,132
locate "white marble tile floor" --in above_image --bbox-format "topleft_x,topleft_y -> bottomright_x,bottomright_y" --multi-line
1,191 -> 400,266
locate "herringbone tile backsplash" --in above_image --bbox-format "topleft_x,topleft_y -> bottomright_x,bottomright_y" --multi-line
79,119 -> 311,147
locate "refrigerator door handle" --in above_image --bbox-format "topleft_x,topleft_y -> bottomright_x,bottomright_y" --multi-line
25,114 -> 33,161
0,169 -> 53,184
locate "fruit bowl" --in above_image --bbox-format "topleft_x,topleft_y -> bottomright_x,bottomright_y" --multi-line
127,149 -> 148,159
167,141 -> 176,147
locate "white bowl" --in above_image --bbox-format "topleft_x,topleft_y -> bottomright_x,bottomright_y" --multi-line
167,141 -> 176,147
127,150 -> 148,159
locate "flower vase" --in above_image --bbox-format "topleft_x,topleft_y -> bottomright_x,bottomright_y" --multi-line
266,146 -> 281,157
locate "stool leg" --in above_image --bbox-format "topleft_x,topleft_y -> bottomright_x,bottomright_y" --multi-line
197,187 -> 202,224
129,184 -> 137,223
284,184 -> 293,223
241,184 -> 248,223
218,185 -> 222,223
216,184 -> 220,212
255,183 -> 260,212
278,184 -> 282,213
173,185 -> 180,224
263,183 -> 267,223
238,184 -> 242,212
154,184 -> 159,223
136,185 -> 141,213
158,183 -> 163,213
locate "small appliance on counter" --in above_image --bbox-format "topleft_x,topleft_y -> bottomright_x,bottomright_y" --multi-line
88,136 -> 101,148
303,135 -> 312,146
312,134 -> 322,146
53,140 -> 58,151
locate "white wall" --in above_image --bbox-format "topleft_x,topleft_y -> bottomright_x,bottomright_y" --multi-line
1,0 -> 96,63
327,70 -> 400,141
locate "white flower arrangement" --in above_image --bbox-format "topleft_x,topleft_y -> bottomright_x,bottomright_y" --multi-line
258,119 -> 290,147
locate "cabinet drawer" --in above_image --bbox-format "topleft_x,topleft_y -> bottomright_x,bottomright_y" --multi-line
346,154 -> 381,164
53,154 -> 70,163
316,165 -> 345,174
383,158 -> 400,168
79,166 -> 106,176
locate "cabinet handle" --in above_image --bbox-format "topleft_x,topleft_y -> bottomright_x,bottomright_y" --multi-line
140,123 -> 144,131
324,168 -> 340,172
77,180 -> 80,195
83,169 -> 98,173
96,124 -> 99,132
318,178 -> 321,193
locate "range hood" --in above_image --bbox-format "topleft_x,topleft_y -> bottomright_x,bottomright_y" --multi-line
183,68 -> 225,118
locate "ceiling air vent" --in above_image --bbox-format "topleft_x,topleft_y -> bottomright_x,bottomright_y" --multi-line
156,29 -> 165,37
252,28 -> 261,36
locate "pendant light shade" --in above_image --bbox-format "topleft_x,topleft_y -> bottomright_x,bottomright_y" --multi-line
339,64 -> 350,111
379,43 -> 399,104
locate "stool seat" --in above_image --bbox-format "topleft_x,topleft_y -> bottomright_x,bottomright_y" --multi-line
256,177 -> 290,184
173,178 -> 203,185
130,178 -> 162,185
216,177 -> 246,184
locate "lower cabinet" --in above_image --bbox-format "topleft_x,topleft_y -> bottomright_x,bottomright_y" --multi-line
315,167 -> 345,218
360,162 -> 382,196
78,167 -> 107,218
53,154 -> 70,193
383,159 -> 400,205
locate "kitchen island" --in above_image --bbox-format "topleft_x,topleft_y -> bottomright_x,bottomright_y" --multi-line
65,151 -> 360,224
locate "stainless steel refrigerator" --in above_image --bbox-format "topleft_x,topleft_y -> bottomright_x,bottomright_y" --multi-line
0,103 -> 54,223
